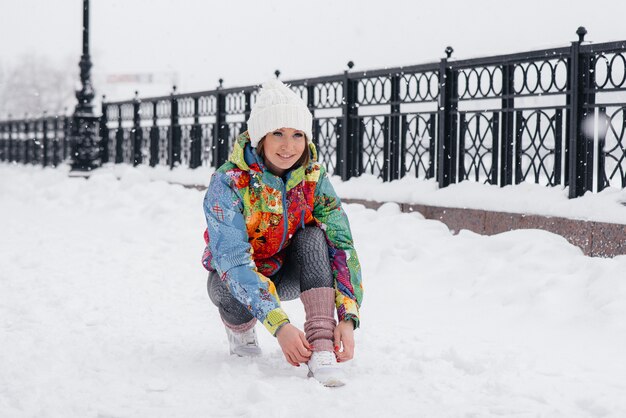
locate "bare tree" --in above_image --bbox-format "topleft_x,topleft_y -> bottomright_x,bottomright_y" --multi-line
0,54 -> 77,119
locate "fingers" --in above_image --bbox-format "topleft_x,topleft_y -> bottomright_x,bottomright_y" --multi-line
299,332 -> 313,351
284,352 -> 299,367
335,334 -> 355,362
337,341 -> 354,362
295,345 -> 312,361
280,329 -> 312,366
343,337 -> 355,355
333,328 -> 341,353
290,351 -> 309,363
292,341 -> 312,363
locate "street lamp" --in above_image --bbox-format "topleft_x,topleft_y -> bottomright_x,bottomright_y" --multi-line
70,0 -> 100,172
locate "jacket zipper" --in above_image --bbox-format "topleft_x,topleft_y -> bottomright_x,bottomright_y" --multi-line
276,179 -> 289,252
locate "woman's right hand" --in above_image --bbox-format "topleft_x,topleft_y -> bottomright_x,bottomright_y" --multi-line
276,323 -> 312,366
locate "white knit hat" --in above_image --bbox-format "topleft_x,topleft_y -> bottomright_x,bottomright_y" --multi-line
247,79 -> 313,148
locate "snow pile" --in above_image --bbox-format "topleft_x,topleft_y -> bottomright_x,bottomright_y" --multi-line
332,174 -> 626,225
97,163 -> 626,225
1,165 -> 625,417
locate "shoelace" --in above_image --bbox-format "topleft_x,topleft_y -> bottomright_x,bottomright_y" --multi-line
314,351 -> 335,366
238,330 -> 257,346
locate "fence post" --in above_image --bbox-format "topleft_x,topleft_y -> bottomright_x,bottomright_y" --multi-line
4,121 -> 9,162
0,123 -> 5,162
150,101 -> 159,166
24,117 -> 31,165
340,61 -> 358,180
490,111 -> 500,184
305,83 -> 316,142
242,88 -> 252,133
169,85 -> 182,169
15,119 -> 21,163
132,91 -> 142,166
100,95 -> 109,164
437,47 -> 459,188
400,115 -> 408,178
1,122 -> 6,162
457,112 -> 466,180
115,105 -> 124,163
34,118 -> 42,165
514,111 -> 523,183
42,113 -> 49,167
0,123 -> 4,162
16,121 -> 22,164
596,106 -> 610,190
189,96 -> 202,169
62,109 -> 70,161
52,117 -> 60,167
15,121 -> 20,163
213,79 -> 229,168
427,114 -> 436,178
554,109 -> 564,185
7,117 -> 13,162
568,27 -> 595,198
389,73 -> 402,180
500,63 -> 515,186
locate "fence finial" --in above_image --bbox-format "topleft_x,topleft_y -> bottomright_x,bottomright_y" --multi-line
347,61 -> 355,70
172,85 -> 177,94
445,46 -> 454,59
576,26 -> 587,42
134,91 -> 139,99
102,94 -> 106,103
218,78 -> 224,89
275,70 -> 281,79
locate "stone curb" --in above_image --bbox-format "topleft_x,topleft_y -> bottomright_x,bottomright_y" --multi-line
342,198 -> 626,258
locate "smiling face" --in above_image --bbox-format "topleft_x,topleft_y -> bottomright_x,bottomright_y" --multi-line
258,127 -> 307,177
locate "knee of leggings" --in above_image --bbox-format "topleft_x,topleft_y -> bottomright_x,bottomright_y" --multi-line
208,273 -> 254,325
294,226 -> 327,252
207,271 -> 226,305
294,227 -> 334,290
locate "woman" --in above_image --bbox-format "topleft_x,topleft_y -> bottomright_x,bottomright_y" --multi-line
201,79 -> 363,387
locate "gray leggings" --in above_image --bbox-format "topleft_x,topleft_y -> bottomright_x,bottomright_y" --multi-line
207,226 -> 334,326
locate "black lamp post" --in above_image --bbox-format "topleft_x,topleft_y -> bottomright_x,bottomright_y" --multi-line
70,0 -> 100,172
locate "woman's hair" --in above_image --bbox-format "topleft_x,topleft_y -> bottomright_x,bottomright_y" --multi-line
255,134 -> 311,169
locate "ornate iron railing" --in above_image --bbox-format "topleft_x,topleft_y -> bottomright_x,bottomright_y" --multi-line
1,28 -> 625,198
0,115 -> 71,167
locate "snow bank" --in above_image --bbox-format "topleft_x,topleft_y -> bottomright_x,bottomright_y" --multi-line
94,163 -> 626,225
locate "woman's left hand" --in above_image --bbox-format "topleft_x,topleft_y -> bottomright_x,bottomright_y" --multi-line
333,319 -> 355,362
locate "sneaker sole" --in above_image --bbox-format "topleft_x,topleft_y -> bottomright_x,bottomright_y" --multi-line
307,370 -> 345,387
229,348 -> 262,357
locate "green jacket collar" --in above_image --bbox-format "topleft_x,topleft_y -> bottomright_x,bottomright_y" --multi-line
228,131 -> 318,191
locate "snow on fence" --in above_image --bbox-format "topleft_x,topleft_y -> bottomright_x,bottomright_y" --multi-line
1,28 -> 625,198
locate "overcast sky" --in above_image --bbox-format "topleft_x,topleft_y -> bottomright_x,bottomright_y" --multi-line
2,0 -> 626,101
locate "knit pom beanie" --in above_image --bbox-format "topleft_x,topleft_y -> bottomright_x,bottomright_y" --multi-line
247,79 -> 313,148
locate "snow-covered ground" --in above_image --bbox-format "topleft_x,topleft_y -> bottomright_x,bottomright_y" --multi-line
1,164 -> 626,418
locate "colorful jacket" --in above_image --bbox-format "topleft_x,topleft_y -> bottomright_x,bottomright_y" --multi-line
202,131 -> 363,335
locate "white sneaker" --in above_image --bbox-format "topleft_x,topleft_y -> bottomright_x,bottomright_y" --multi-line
307,351 -> 345,387
225,326 -> 262,357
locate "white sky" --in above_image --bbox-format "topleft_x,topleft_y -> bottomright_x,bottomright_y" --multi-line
2,0 -> 626,100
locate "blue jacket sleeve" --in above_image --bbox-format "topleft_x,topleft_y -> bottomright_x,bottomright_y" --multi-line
203,171 -> 290,335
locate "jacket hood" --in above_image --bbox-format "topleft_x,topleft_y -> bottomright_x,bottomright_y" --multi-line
228,131 -> 318,174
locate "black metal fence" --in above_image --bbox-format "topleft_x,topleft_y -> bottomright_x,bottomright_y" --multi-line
0,115 -> 71,167
2,28 -> 626,198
